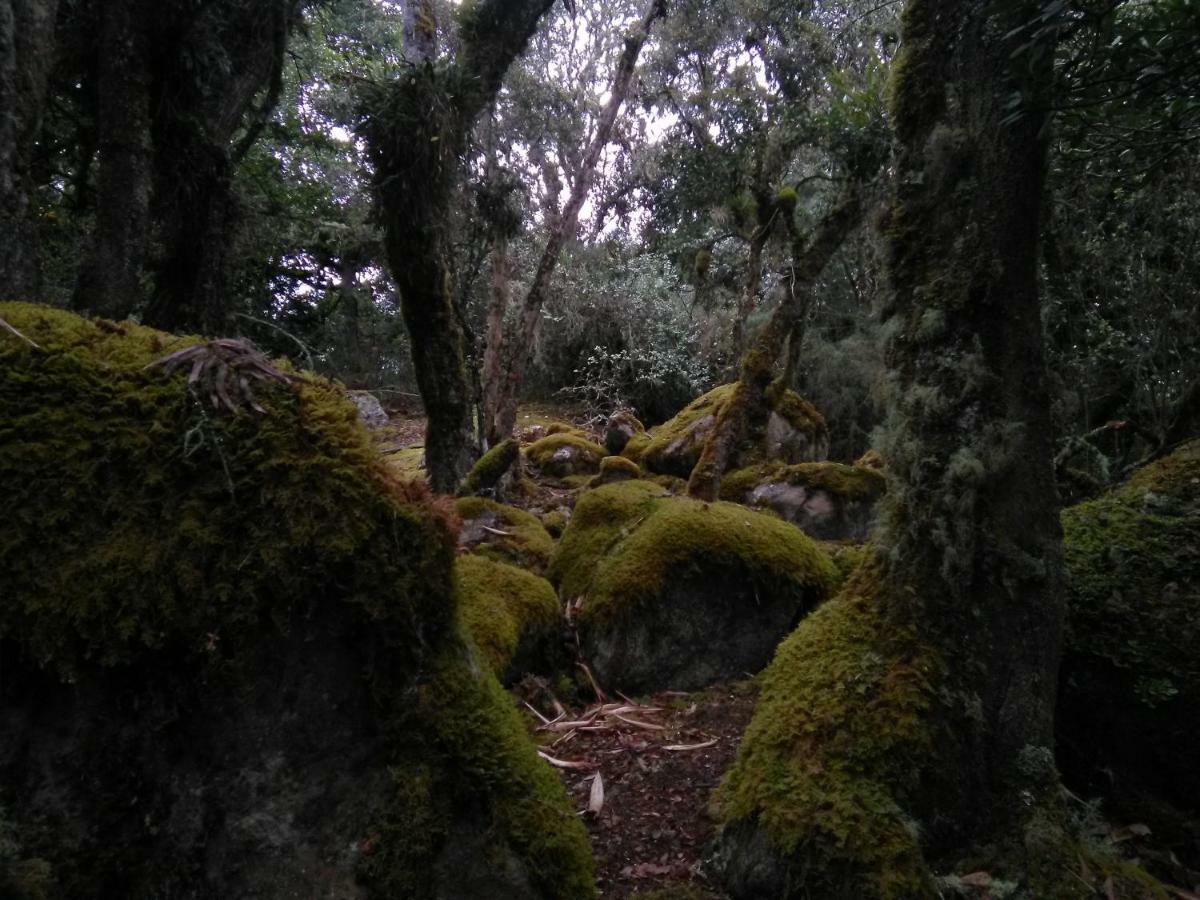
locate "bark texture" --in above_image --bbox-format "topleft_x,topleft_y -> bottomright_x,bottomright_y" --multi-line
363,0 -> 557,492
0,0 -> 60,297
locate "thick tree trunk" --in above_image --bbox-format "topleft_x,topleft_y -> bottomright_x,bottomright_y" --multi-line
713,4 -> 1071,895
363,0 -> 557,492
687,187 -> 863,500
0,0 -> 60,297
486,0 -> 667,442
72,0 -> 153,320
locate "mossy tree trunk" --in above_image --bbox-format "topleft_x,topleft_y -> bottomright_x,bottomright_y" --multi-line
686,187 -> 863,501
363,0 -> 557,492
0,0 -> 60,298
71,0 -> 153,320
484,0 -> 666,446
876,0 -> 1063,837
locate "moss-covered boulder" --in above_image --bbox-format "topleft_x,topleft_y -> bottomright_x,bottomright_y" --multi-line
721,462 -> 887,541
640,383 -> 829,479
455,554 -> 563,685
603,409 -> 645,456
0,303 -> 593,899
589,454 -> 642,487
549,480 -> 836,693
526,432 -> 607,479
456,496 -> 556,575
1058,439 -> 1200,812
459,437 -> 522,500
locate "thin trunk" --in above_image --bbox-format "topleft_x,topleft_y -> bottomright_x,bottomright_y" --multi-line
0,0 -> 61,297
489,0 -> 667,440
730,220 -> 767,363
72,0 -> 153,320
687,188 -> 863,501
480,234 -> 512,446
338,253 -> 362,384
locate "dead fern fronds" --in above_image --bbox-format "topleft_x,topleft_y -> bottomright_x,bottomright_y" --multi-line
147,338 -> 295,414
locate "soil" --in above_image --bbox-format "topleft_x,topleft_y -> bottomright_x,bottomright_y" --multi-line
521,682 -> 758,899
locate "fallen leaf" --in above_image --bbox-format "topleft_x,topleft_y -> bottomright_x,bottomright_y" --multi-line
663,738 -> 718,751
588,772 -> 605,814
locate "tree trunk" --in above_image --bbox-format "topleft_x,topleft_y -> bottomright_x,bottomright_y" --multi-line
686,187 -> 863,501
72,0 -> 153,320
486,0 -> 667,441
363,0 -> 557,493
0,0 -> 60,297
480,234 -> 512,447
713,3 -> 1073,895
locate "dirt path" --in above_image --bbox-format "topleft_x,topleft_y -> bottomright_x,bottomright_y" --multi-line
524,682 -> 758,899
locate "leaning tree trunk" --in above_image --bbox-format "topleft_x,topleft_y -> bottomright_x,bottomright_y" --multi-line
0,0 -> 60,298
362,0 -> 557,492
485,0 -> 667,444
686,186 -> 863,501
712,2 -> 1075,896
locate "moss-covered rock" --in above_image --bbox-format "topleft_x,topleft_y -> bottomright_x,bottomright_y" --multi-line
455,554 -> 562,684
589,454 -> 642,487
1058,439 -> 1200,813
539,507 -> 570,538
721,462 -> 886,541
549,481 -> 836,693
0,303 -> 593,899
526,433 -> 607,479
621,430 -> 653,463
640,383 -> 829,479
456,496 -> 556,575
709,558 -> 939,899
459,437 -> 522,499
603,409 -> 646,456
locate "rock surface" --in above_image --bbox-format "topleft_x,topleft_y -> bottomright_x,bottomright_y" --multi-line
722,462 -> 887,541
347,389 -> 390,428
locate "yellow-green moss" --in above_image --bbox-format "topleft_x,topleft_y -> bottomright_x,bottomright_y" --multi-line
459,437 -> 519,495
549,481 -> 836,626
0,301 -> 456,675
641,383 -> 828,478
714,558 -> 940,898
364,638 -> 595,899
621,431 -> 652,463
545,421 -> 590,440
539,508 -> 569,539
589,454 -> 642,487
455,496 -> 556,574
525,433 -> 606,477
0,302 -> 595,897
454,554 -> 560,678
1058,439 -> 1200,806
820,541 -> 871,591
384,446 -> 427,478
721,462 -> 886,504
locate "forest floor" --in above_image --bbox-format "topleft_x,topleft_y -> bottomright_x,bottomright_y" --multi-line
376,403 -> 755,898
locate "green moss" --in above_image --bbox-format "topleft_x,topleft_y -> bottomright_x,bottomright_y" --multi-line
547,480 -> 667,600
589,455 -> 641,487
714,558 -> 940,898
545,421 -> 590,440
620,431 -> 652,463
384,446 -> 427,478
820,542 -> 871,591
539,508 -> 569,539
0,302 -> 595,897
454,554 -> 560,679
525,433 -> 606,478
1058,439 -> 1200,806
721,462 -> 886,504
459,437 -> 519,496
455,496 -> 555,574
550,482 -> 836,627
641,383 -> 828,478
0,301 -> 456,675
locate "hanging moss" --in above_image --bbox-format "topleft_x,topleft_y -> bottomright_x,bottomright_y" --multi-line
1058,439 -> 1200,810
0,302 -> 594,898
454,554 -> 561,682
549,481 -> 835,628
456,496 -> 555,574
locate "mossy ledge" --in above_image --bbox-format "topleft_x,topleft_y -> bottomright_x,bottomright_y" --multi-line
721,461 -> 886,504
525,432 -> 607,478
0,302 -> 594,898
456,495 -> 556,574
